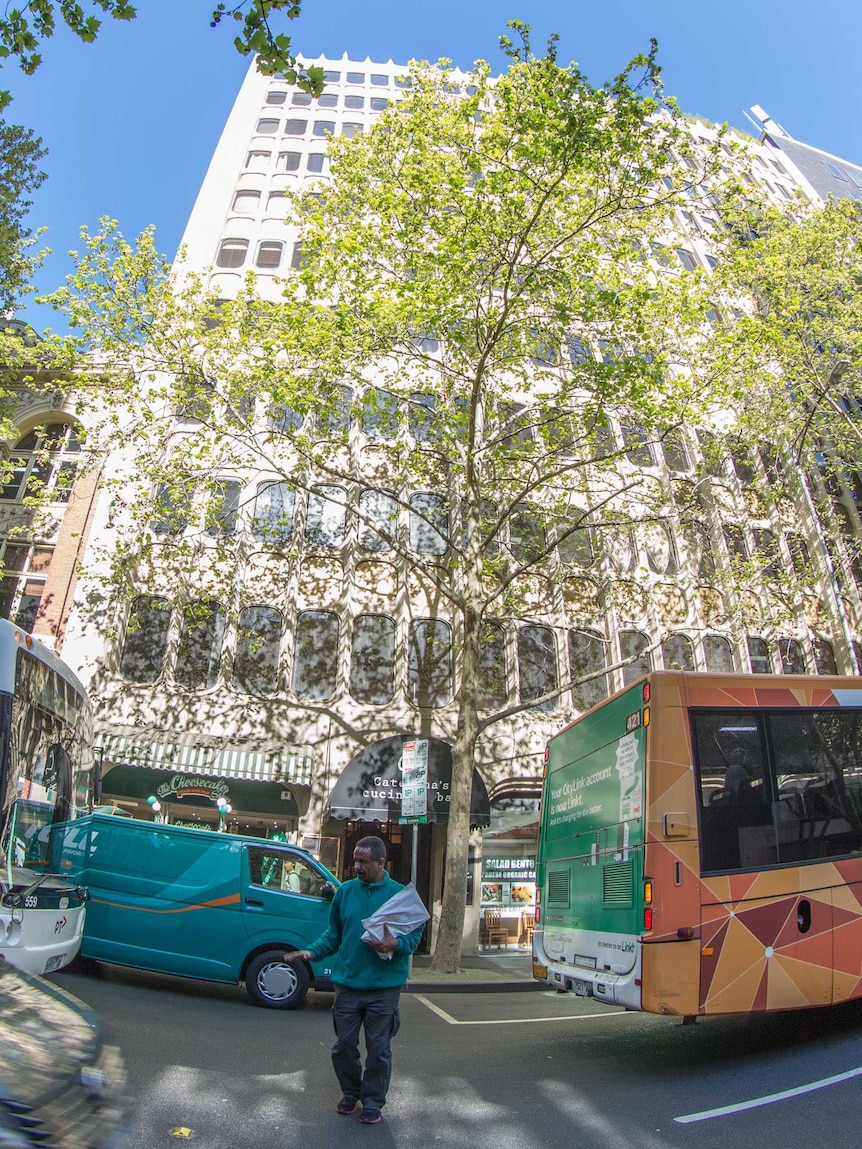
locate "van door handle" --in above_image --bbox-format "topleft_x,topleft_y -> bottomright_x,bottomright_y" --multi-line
245,897 -> 264,906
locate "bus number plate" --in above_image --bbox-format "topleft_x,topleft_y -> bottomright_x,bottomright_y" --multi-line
572,978 -> 593,997
43,954 -> 66,973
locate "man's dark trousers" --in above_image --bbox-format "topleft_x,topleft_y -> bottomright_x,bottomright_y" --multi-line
331,985 -> 402,1109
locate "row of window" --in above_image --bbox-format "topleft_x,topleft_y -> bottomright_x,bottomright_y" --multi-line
118,596 -> 854,707
254,114 -> 384,137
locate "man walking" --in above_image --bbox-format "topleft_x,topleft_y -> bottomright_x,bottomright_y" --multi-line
286,836 -> 425,1125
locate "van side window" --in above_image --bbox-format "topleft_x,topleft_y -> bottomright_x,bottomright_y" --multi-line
247,847 -> 330,897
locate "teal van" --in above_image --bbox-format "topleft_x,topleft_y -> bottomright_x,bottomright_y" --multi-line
52,813 -> 338,1008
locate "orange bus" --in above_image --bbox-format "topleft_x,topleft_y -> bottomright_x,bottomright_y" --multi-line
533,671 -> 862,1018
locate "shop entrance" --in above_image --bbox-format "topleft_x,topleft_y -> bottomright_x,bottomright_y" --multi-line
343,821 -> 432,952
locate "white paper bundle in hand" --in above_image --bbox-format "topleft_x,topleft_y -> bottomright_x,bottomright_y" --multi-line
361,883 -> 430,959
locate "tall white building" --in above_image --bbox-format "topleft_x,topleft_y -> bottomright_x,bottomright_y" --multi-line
39,55 -> 862,953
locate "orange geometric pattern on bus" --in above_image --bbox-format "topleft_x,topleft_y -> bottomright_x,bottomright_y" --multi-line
643,672 -> 862,1016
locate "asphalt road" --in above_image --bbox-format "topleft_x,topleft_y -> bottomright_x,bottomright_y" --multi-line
53,962 -> 862,1149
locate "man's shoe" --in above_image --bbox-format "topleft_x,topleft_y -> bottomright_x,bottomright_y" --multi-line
358,1108 -> 382,1125
335,1096 -> 359,1115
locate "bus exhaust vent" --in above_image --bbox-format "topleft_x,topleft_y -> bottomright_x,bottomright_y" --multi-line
547,868 -> 571,907
603,861 -> 634,907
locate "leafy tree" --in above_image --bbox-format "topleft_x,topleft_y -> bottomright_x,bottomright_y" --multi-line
709,195 -> 862,625
0,118 -> 46,311
46,27 -> 736,970
0,0 -> 322,110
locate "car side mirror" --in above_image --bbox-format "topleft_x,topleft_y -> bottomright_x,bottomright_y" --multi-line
321,881 -> 336,901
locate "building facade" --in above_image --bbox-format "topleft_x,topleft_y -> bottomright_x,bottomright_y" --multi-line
19,58 -> 862,953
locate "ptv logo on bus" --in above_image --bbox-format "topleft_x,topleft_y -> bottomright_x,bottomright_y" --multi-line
54,916 -> 67,934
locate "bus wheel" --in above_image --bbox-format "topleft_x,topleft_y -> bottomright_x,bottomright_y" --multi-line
245,950 -> 309,1009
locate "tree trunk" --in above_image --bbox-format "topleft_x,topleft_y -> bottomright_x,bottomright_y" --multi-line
430,604 -> 481,972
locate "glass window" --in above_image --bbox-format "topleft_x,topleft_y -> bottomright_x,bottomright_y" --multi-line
644,521 -> 677,575
409,493 -> 448,555
265,91 -> 286,105
256,241 -> 284,269
747,636 -> 772,674
567,335 -> 590,365
608,524 -> 637,573
306,486 -> 347,547
620,630 -> 651,685
361,388 -> 399,439
152,481 -> 192,536
246,150 -> 271,167
267,402 -> 303,434
256,118 -> 279,134
509,503 -> 545,564
307,153 -> 326,173
824,161 -> 847,181
341,122 -> 363,138
318,384 -> 353,435
206,479 -> 241,537
704,634 -> 734,672
723,524 -> 748,563
349,614 -> 396,703
277,151 -> 301,171
119,595 -> 171,683
232,189 -> 260,214
568,630 -> 608,712
292,610 -> 339,699
290,243 -> 305,269
558,524 -> 594,567
779,637 -> 806,674
370,97 -> 388,111
284,119 -> 307,135
676,248 -> 697,271
753,529 -> 781,579
693,708 -> 862,872
291,92 -> 312,106
323,70 -> 341,82
345,95 -> 364,109
730,445 -> 756,486
408,393 -> 437,442
813,637 -> 838,675
371,74 -> 388,86
621,425 -> 655,466
662,633 -> 695,671
317,93 -> 338,108
517,625 -> 558,713
662,429 -> 690,472
265,192 -> 288,216
313,120 -> 335,137
234,605 -> 282,695
347,71 -> 364,83
358,489 -> 398,552
175,600 -> 225,689
216,238 -> 248,269
252,482 -> 294,544
408,619 -> 452,707
477,622 -> 508,710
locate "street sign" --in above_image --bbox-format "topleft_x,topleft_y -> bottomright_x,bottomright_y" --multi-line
399,738 -> 429,822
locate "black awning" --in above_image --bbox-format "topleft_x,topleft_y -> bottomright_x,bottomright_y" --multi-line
326,735 -> 490,827
101,764 -> 300,817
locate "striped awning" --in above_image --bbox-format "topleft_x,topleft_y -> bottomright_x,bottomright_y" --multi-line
94,725 -> 315,787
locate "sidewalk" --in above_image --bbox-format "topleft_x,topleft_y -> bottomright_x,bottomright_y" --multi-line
406,947 -> 541,993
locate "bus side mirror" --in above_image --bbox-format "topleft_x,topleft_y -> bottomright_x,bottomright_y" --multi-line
321,882 -> 336,901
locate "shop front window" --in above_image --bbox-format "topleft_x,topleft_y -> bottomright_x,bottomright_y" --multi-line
479,793 -> 540,950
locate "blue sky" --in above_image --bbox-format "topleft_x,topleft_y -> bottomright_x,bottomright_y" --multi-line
5,0 -> 860,331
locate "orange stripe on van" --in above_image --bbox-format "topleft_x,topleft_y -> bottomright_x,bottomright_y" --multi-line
90,893 -> 242,914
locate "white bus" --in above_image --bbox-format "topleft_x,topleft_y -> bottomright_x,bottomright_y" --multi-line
0,620 -> 94,974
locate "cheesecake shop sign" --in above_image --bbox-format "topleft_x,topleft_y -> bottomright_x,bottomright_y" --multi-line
326,735 -> 491,827
156,775 -> 231,803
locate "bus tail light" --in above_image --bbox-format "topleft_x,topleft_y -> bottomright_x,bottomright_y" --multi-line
535,887 -> 541,924
643,880 -> 653,905
644,907 -> 653,931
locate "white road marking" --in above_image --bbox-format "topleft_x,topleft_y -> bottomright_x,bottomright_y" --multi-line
674,1065 -> 862,1123
413,994 -> 631,1025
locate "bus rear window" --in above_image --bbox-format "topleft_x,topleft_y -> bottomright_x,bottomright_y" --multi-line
692,708 -> 862,873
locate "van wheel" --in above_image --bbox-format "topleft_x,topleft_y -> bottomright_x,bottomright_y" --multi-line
245,950 -> 309,1009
